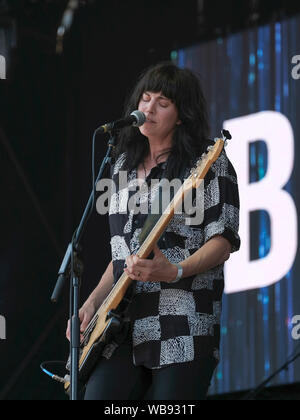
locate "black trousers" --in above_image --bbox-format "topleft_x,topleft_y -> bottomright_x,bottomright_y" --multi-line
84,340 -> 217,401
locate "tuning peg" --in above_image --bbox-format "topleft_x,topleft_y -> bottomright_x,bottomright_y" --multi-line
222,129 -> 232,141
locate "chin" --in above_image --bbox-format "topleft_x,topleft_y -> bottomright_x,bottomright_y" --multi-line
139,128 -> 153,138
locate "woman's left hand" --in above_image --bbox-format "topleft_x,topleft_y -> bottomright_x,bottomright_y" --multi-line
124,244 -> 178,284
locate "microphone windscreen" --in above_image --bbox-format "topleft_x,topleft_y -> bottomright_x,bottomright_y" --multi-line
130,110 -> 146,127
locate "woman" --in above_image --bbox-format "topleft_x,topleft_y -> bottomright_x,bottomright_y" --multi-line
66,62 -> 240,400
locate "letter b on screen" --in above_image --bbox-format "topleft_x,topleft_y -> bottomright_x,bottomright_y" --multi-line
223,111 -> 297,294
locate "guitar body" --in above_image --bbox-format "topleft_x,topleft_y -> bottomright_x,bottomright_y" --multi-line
65,275 -> 132,393
70,314 -> 123,389
64,137 -> 226,394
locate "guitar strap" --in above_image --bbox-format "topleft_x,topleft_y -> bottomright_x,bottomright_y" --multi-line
138,162 -> 189,252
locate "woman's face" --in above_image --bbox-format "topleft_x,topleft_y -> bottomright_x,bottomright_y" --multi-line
138,91 -> 181,142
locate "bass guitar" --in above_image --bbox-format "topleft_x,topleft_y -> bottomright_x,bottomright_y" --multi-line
64,133 -> 228,393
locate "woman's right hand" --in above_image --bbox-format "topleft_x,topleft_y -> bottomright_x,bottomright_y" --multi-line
66,302 -> 96,343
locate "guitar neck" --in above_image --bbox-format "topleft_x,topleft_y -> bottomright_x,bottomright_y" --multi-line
136,151 -> 217,259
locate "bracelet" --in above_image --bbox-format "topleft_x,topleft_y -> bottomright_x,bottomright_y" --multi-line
171,263 -> 183,283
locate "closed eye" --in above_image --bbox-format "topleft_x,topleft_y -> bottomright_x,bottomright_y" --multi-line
142,93 -> 151,102
159,102 -> 169,108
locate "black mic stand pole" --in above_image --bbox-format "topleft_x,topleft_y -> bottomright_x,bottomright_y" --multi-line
51,128 -> 116,400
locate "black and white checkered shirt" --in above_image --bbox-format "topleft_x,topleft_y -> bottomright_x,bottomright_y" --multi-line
106,147 -> 240,369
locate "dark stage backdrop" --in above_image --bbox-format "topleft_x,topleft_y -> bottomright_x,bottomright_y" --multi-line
1,2 -> 300,400
0,1 -> 197,400
175,14 -> 300,395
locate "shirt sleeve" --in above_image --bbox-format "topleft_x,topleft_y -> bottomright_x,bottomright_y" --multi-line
200,149 -> 241,253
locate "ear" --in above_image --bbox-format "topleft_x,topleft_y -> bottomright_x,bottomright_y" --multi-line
176,120 -> 182,126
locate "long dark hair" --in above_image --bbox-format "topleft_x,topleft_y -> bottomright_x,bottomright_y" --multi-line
114,62 -> 211,180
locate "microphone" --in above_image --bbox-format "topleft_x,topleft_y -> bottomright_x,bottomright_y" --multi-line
56,0 -> 80,54
98,110 -> 146,134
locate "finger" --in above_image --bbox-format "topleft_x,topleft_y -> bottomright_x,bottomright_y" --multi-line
124,268 -> 144,281
66,318 -> 85,343
79,317 -> 89,343
125,255 -> 135,271
66,320 -> 70,340
80,313 -> 90,332
131,257 -> 152,269
153,243 -> 163,256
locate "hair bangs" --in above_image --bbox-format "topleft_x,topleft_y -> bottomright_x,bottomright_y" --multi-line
137,65 -> 179,104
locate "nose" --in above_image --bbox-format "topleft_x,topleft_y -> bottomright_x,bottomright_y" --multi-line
143,99 -> 156,114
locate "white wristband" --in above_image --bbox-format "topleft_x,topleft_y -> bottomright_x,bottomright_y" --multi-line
171,263 -> 183,283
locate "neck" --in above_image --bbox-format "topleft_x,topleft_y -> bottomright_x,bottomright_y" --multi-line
147,149 -> 170,164
146,138 -> 172,164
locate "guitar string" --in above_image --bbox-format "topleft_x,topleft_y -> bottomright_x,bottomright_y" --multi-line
81,315 -> 98,341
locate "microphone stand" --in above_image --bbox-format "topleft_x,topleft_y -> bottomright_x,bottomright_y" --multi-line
50,128 -> 116,401
241,348 -> 300,400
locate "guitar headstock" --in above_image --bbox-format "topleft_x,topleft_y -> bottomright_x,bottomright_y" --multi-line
183,137 -> 226,191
